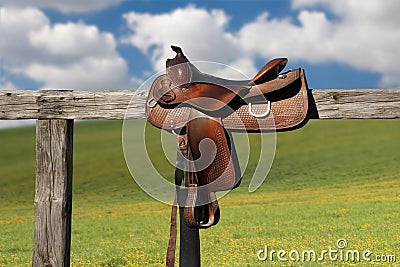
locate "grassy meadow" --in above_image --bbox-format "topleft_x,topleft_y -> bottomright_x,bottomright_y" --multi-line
0,120 -> 399,266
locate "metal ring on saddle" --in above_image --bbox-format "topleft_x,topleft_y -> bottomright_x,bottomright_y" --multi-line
146,97 -> 157,108
170,120 -> 182,136
172,129 -> 180,136
248,101 -> 271,118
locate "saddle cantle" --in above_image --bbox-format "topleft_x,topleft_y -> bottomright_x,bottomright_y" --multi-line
145,46 -> 309,267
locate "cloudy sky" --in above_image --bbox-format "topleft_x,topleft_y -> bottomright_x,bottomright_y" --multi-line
1,0 -> 400,93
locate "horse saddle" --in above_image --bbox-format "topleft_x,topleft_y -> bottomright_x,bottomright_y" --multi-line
145,46 -> 309,266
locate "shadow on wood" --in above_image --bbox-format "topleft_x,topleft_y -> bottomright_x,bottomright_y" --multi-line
307,89 -> 320,119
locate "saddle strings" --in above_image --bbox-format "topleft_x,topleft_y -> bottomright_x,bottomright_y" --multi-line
166,132 -> 188,267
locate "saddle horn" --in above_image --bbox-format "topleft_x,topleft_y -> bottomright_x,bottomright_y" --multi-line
171,45 -> 183,55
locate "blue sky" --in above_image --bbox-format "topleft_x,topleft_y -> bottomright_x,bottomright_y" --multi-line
1,0 -> 399,92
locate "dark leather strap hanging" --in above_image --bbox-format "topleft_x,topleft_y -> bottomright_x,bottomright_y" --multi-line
166,135 -> 187,267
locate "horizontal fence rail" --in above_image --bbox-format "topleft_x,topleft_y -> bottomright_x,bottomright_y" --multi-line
1,89 -> 400,120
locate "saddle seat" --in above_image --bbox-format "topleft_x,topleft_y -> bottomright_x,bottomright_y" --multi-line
152,46 -> 290,113
167,45 -> 287,86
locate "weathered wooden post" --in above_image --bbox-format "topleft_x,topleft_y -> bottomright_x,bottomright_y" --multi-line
32,119 -> 74,267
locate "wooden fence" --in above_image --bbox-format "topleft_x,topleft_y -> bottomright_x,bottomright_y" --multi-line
1,88 -> 400,266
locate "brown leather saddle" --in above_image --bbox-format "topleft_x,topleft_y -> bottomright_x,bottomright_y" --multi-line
145,46 -> 309,266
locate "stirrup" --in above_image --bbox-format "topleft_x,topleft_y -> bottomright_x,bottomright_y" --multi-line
184,184 -> 220,229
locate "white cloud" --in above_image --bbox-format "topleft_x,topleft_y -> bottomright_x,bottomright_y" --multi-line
0,77 -> 16,89
287,0 -> 400,86
1,7 -> 133,89
0,7 -> 49,65
29,22 -> 117,59
211,58 -> 258,80
25,57 -> 128,89
0,0 -> 123,13
238,10 -> 341,63
122,5 -> 255,79
292,0 -> 400,28
303,0 -> 400,86
122,2 -> 400,87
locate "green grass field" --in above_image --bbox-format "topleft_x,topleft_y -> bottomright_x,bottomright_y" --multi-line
0,120 -> 399,266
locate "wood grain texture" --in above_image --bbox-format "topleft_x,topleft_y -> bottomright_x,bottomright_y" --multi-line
310,89 -> 400,119
0,90 -> 147,120
0,89 -> 400,119
33,119 -> 73,267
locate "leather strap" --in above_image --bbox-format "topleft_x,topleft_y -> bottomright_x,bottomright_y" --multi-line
166,135 -> 187,267
166,194 -> 178,267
